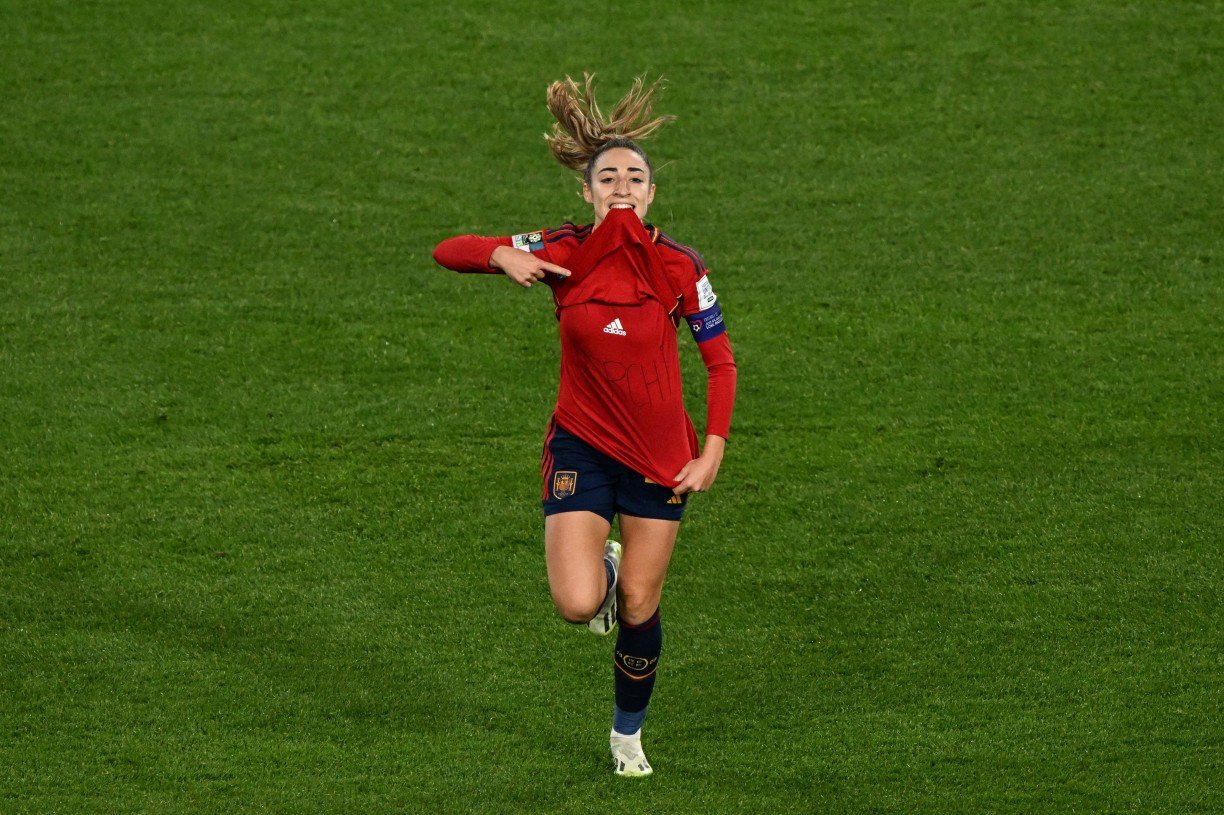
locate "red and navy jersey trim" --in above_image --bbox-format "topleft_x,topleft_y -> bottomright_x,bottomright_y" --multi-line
545,223 -> 593,245
654,231 -> 708,278
540,416 -> 559,502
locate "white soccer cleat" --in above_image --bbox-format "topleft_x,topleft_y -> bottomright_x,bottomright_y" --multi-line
588,540 -> 622,636
610,729 -> 653,776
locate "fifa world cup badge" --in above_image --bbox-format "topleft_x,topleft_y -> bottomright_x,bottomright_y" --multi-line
553,470 -> 577,499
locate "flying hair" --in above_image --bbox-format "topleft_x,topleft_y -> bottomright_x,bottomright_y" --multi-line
544,73 -> 676,183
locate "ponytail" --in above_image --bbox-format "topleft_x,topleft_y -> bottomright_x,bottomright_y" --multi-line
544,73 -> 675,184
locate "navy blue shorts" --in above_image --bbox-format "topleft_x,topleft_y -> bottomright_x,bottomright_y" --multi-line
541,422 -> 686,524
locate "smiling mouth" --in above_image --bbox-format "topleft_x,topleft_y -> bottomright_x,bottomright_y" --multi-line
610,204 -> 635,209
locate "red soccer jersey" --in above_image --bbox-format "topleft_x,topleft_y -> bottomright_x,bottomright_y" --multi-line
433,209 -> 736,487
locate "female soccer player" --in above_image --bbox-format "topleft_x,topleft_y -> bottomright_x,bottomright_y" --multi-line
432,74 -> 736,776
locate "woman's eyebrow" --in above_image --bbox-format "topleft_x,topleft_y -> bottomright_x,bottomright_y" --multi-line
598,166 -> 647,174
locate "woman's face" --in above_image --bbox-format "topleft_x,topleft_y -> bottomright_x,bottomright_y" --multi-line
583,147 -> 656,227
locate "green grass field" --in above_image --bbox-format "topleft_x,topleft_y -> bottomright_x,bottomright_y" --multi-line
2,1 -> 1220,812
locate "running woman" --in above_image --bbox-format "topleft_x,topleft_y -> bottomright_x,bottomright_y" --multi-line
432,74 -> 737,776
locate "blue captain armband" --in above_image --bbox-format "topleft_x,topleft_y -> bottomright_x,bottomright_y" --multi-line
687,304 -> 727,342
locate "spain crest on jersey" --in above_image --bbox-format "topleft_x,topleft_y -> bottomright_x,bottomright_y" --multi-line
552,470 -> 577,499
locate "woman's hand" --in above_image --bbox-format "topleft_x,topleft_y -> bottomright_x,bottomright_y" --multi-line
490,246 -> 571,288
671,435 -> 726,496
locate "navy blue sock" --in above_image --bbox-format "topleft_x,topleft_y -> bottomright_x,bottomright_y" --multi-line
613,704 -> 647,736
612,608 -> 662,735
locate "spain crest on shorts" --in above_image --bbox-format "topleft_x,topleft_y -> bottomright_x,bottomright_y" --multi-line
552,470 -> 577,499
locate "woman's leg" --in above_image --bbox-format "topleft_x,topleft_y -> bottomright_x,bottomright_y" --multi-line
617,515 -> 680,625
609,514 -> 679,772
544,510 -> 613,624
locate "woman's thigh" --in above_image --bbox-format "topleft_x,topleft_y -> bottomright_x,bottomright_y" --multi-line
544,510 -> 612,622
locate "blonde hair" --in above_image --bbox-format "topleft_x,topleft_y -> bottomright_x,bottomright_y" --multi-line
544,73 -> 675,183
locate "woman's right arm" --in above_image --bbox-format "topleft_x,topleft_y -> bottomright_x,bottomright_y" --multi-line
433,235 -> 571,288
432,234 -> 510,273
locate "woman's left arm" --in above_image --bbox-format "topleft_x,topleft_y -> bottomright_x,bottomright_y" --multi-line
672,332 -> 737,495
672,434 -> 727,495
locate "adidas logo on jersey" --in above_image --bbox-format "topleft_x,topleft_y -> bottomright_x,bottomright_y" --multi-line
602,318 -> 627,336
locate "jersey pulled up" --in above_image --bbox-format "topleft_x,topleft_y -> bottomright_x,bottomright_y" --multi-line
433,208 -> 734,488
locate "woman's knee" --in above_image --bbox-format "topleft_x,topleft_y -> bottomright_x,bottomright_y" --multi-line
551,587 -> 602,624
617,585 -> 661,626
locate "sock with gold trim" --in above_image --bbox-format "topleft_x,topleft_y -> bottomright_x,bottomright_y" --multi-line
612,608 -> 662,735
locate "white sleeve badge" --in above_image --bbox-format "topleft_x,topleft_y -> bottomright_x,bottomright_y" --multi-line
511,231 -> 545,252
696,275 -> 717,310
